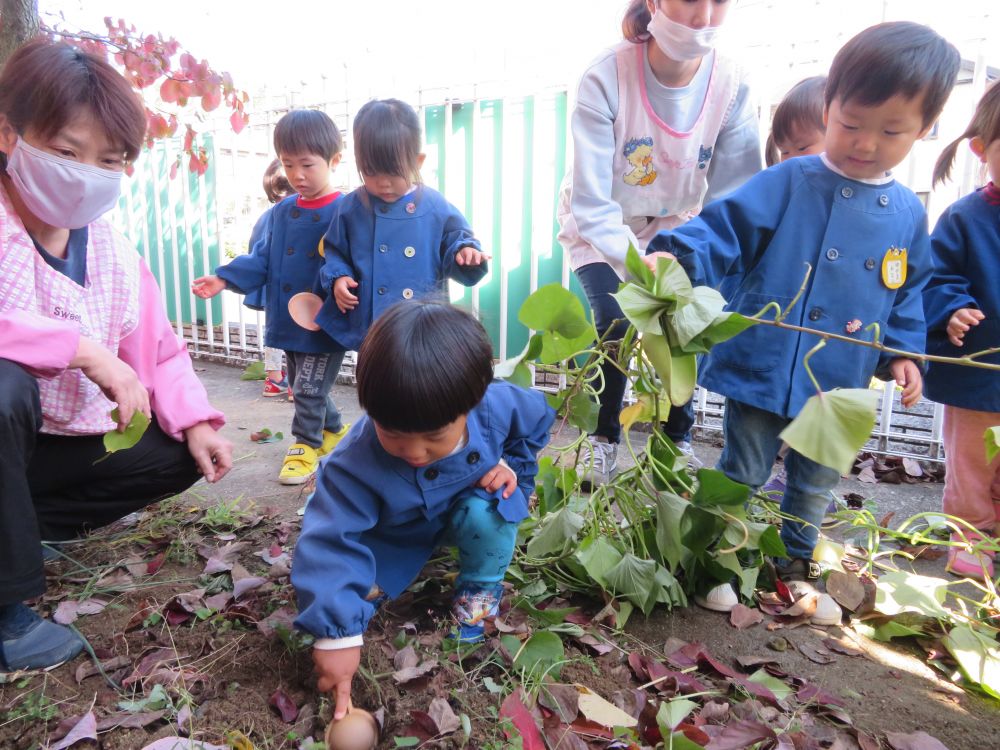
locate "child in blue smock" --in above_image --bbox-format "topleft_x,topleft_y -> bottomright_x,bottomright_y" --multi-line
924,81 -> 1000,580
292,300 -> 554,721
193,110 -> 350,485
243,159 -> 294,399
314,98 -> 489,351
646,22 -> 959,616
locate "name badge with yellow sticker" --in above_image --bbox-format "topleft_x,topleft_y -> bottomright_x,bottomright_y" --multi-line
881,246 -> 907,290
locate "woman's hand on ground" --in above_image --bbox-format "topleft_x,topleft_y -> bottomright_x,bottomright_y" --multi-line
313,646 -> 361,720
183,421 -> 233,482
72,338 -> 150,430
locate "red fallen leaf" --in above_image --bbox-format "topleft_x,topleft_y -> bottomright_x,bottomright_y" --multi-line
697,700 -> 731,725
857,730 -> 881,750
728,676 -> 779,705
886,731 -> 951,750
500,688 -> 545,750
75,655 -> 131,684
822,638 -> 863,657
795,681 -> 846,707
736,654 -> 778,670
427,697 -> 461,734
567,717 -> 616,740
537,683 -> 580,723
543,719 -> 590,750
575,633 -> 614,655
774,578 -> 793,604
257,606 -> 296,638
703,718 -> 775,750
123,647 -> 186,687
403,711 -> 438,741
729,604 -> 764,630
95,709 -> 167,731
797,641 -> 836,665
564,610 -> 592,625
48,711 -> 97,750
146,551 -> 166,576
267,688 -> 299,724
628,651 -> 650,681
677,722 -> 711,745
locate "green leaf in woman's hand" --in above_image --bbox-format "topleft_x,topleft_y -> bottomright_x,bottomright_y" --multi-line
102,409 -> 151,454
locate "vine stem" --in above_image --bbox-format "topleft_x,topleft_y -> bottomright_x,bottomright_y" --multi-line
751,316 -> 1000,372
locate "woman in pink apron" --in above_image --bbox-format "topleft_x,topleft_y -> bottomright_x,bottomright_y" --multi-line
557,0 -> 761,487
0,39 -> 232,672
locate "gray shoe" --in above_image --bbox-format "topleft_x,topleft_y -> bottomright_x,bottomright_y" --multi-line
0,604 -> 83,672
577,437 -> 618,490
675,440 -> 703,470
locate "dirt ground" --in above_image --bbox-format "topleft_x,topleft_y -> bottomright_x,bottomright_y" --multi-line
1,361 -> 997,750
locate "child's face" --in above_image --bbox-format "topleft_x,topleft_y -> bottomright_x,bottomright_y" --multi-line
373,415 -> 468,468
775,124 -> 825,162
823,95 -> 931,180
280,151 -> 340,200
971,136 -> 1000,185
657,0 -> 732,29
360,171 -> 412,204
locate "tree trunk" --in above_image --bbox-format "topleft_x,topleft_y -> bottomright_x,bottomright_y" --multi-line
0,0 -> 39,69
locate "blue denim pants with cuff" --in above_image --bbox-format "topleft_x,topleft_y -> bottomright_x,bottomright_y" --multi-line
718,399 -> 840,561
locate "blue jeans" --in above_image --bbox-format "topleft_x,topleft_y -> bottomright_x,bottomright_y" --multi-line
442,495 -> 519,588
718,399 -> 840,561
575,262 -> 693,443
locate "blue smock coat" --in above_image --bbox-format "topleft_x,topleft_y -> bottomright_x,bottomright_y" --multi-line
315,186 -> 487,351
923,188 -> 1000,411
292,380 -> 554,640
647,156 -> 932,418
242,210 -> 272,312
216,194 -> 343,353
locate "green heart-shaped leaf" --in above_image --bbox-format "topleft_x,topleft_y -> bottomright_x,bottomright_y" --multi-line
779,388 -> 878,474
103,409 -> 151,455
985,426 -> 1000,464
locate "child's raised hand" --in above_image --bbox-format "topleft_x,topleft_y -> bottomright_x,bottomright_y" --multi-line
889,358 -> 923,408
313,645 -> 361,721
946,307 -> 985,347
642,251 -> 676,272
455,246 -> 491,266
477,462 -> 518,498
333,276 -> 360,313
191,275 -> 226,299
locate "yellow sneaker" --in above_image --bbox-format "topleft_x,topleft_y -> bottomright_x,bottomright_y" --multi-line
317,423 -> 351,457
278,443 -> 319,485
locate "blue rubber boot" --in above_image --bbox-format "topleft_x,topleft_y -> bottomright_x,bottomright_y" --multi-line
0,604 -> 83,672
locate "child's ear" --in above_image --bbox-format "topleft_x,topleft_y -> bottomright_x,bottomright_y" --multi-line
821,104 -> 830,129
970,136 -> 987,161
416,153 -> 426,171
329,152 -> 343,170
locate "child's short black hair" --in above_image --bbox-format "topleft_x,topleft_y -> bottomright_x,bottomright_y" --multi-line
273,109 -> 342,161
825,21 -> 959,128
766,76 -> 826,167
356,300 -> 494,432
353,98 -> 422,183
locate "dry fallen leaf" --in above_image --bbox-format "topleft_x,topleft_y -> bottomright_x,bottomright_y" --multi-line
575,684 -> 638,728
826,571 -> 866,612
729,603 -> 764,630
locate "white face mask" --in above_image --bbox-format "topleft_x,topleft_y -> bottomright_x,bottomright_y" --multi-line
646,7 -> 721,62
5,137 -> 123,229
